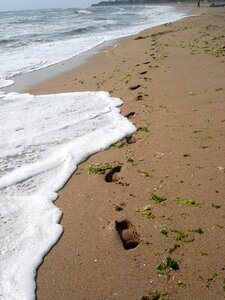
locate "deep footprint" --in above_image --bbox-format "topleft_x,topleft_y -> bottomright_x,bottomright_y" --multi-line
140,71 -> 148,75
115,220 -> 140,250
125,111 -> 136,119
129,84 -> 141,90
126,135 -> 137,144
105,166 -> 122,183
136,95 -> 143,101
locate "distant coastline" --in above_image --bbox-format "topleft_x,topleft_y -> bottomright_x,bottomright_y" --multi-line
92,0 -> 192,6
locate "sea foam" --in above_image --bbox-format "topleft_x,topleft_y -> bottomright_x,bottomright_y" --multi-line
0,91 -> 136,299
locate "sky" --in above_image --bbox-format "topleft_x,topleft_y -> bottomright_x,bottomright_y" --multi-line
0,0 -> 100,12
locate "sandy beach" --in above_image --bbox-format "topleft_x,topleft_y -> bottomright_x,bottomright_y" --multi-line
27,4 -> 225,300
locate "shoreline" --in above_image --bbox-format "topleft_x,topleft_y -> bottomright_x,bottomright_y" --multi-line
1,40 -> 116,93
26,4 -> 225,300
2,3 -> 191,94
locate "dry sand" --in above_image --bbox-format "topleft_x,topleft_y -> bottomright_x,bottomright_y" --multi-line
27,5 -> 225,300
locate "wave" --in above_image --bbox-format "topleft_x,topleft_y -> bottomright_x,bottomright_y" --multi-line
95,17 -> 108,21
62,26 -> 96,37
0,38 -> 13,46
0,5 -> 187,91
73,9 -> 92,15
11,18 -> 46,25
0,37 -> 52,49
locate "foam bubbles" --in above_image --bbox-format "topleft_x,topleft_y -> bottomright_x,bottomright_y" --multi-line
0,91 -> 136,299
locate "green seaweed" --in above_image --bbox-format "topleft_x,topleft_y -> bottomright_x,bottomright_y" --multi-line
223,278 -> 225,292
157,257 -> 179,273
160,226 -> 168,236
87,163 -> 114,175
173,197 -> 203,207
138,126 -> 149,132
141,290 -> 167,300
215,224 -> 223,229
110,141 -> 125,149
138,170 -> 150,177
174,231 -> 188,241
136,205 -> 155,219
200,251 -> 208,256
127,157 -> 135,164
150,290 -> 167,300
211,203 -> 221,209
208,272 -> 218,283
154,251 -> 163,256
151,194 -> 167,204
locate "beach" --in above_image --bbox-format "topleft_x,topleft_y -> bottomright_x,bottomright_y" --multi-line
23,4 -> 225,300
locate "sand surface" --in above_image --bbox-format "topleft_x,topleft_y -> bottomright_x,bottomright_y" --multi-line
27,5 -> 225,300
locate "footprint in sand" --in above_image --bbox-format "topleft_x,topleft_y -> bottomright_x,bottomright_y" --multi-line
140,71 -> 148,75
125,111 -> 136,119
136,95 -> 143,101
126,135 -> 137,144
115,220 -> 140,250
105,166 -> 122,183
129,84 -> 141,90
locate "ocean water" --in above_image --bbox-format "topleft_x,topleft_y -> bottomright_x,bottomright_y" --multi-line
0,5 -> 188,300
0,5 -> 188,88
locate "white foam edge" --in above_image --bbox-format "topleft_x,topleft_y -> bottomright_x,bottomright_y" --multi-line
0,78 -> 14,88
0,91 -> 136,300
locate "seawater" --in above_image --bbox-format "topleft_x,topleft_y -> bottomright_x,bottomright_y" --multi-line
0,5 -> 188,300
0,5 -> 188,88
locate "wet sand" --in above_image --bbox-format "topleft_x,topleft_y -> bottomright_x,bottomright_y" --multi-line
28,5 -> 225,300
